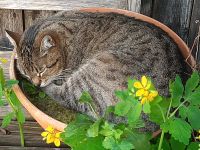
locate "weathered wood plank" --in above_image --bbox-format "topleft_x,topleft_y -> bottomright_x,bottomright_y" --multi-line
0,0 -> 128,11
141,0 -> 153,16
0,9 -> 23,36
127,0 -> 141,12
0,134 -> 67,147
0,120 -> 42,136
0,120 -> 68,148
152,0 -> 193,42
24,10 -> 58,29
188,0 -> 200,61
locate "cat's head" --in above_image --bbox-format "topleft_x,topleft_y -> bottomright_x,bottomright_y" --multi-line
6,30 -> 65,87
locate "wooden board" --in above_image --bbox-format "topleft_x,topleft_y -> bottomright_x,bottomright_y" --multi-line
0,0 -> 128,11
24,10 -> 58,29
152,0 -> 193,42
127,0 -> 141,12
188,0 -> 200,61
141,0 -> 153,16
0,120 -> 69,148
0,9 -> 23,36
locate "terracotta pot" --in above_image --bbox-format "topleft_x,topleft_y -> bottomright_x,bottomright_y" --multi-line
9,8 -> 196,132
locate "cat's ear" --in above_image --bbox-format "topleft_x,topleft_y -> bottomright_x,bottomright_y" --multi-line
40,35 -> 55,56
5,30 -> 21,48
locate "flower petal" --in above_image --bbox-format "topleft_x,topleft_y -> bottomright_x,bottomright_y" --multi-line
145,82 -> 151,90
41,131 -> 49,137
141,76 -> 147,87
54,138 -> 61,147
150,91 -> 158,97
47,134 -> 54,144
0,58 -> 8,64
141,97 -> 147,104
133,81 -> 143,89
136,89 -> 145,97
46,126 -> 54,133
143,90 -> 149,97
55,132 -> 61,138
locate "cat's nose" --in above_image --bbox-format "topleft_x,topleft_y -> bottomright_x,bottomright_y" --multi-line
32,77 -> 41,86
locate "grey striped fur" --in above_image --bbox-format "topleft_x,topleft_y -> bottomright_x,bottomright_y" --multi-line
12,11 -> 186,129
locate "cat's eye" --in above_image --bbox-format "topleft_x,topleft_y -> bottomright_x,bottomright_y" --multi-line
40,35 -> 55,56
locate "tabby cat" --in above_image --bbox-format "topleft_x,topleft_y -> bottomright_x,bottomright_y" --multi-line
6,10 -> 186,129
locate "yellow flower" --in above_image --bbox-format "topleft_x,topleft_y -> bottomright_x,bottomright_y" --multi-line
196,130 -> 200,140
41,126 -> 61,147
141,91 -> 158,104
133,76 -> 158,104
0,57 -> 8,64
134,76 -> 151,97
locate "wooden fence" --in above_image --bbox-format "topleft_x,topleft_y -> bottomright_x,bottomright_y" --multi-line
0,0 -> 199,60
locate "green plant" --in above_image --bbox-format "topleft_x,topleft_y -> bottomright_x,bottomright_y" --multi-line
0,60 -> 25,147
58,72 -> 200,150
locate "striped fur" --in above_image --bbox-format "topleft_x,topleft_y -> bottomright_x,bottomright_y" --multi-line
15,11 -> 186,126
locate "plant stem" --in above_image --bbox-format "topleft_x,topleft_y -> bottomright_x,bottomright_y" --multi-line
158,131 -> 165,150
157,104 -> 166,122
169,100 -> 187,118
4,90 -> 25,147
18,121 -> 25,147
88,103 -> 99,119
167,98 -> 172,118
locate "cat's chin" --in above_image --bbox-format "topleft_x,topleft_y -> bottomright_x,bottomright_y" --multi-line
40,81 -> 51,88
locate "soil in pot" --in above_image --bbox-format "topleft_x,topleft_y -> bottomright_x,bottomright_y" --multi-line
17,72 -> 76,124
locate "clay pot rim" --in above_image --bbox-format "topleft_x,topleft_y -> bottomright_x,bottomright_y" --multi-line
9,7 -> 196,132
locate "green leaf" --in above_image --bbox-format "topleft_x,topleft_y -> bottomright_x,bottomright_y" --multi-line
161,118 -> 192,145
185,71 -> 199,98
102,136 -> 116,149
115,90 -> 129,101
1,112 -> 15,128
113,129 -> 123,140
61,114 -> 105,150
150,96 -> 162,105
187,105 -> 200,130
170,137 -> 186,150
87,119 -> 102,137
162,137 -> 171,150
187,91 -> 200,105
179,105 -> 188,120
10,91 -> 21,107
99,121 -> 115,137
160,118 -> 171,132
126,130 -> 150,150
0,99 -> 5,106
79,91 -> 93,104
119,140 -> 134,150
0,67 -> 5,88
39,92 -> 46,98
150,100 -> 169,125
104,106 -> 115,118
114,101 -> 132,116
187,142 -> 200,150
127,102 -> 142,124
171,76 -> 184,107
103,137 -> 134,150
128,78 -> 135,92
17,109 -> 25,124
5,80 -> 19,89
143,102 -> 151,114
0,83 -> 3,102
